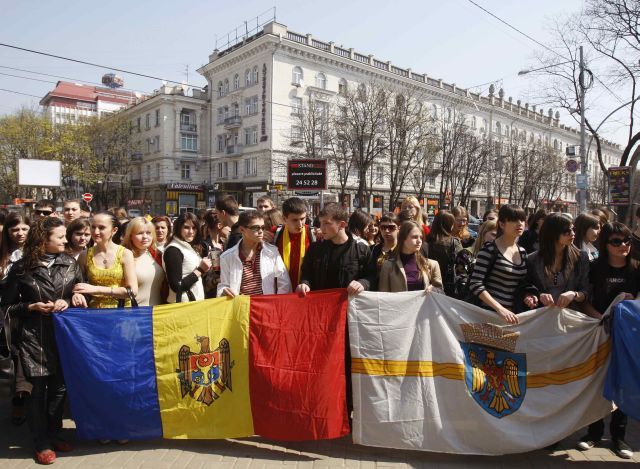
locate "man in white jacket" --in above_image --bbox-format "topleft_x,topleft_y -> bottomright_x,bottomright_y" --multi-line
217,210 -> 292,297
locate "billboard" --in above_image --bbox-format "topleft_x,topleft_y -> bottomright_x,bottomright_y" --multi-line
287,159 -> 327,191
18,159 -> 61,187
608,166 -> 631,206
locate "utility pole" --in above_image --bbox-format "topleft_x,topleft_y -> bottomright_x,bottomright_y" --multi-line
578,46 -> 588,213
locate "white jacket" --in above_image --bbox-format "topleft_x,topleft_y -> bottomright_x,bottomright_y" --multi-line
217,241 -> 292,297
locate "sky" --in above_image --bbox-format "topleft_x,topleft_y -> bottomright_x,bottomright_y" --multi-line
0,0 -> 631,146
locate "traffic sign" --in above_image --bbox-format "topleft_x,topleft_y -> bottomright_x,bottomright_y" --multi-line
82,193 -> 93,203
576,174 -> 589,190
565,159 -> 579,173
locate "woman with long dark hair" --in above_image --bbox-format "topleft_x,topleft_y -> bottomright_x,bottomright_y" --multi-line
73,212 -> 138,308
519,208 -> 547,254
469,205 -> 536,324
577,222 -> 638,459
0,212 -> 30,279
527,213 -> 589,309
573,213 -> 601,261
2,217 -> 84,464
151,215 -> 172,254
427,211 -> 462,296
379,221 -> 442,292
163,212 -> 211,303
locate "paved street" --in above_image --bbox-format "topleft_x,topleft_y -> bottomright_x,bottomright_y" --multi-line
1,381 -> 638,468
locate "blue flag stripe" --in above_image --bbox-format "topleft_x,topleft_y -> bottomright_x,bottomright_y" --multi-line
53,307 -> 163,440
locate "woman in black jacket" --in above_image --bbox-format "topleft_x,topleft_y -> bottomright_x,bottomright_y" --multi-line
2,217 -> 84,465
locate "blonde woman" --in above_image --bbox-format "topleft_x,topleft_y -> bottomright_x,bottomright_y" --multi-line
472,220 -> 498,257
73,212 -> 138,308
379,221 -> 442,292
400,196 -> 430,238
122,217 -> 165,306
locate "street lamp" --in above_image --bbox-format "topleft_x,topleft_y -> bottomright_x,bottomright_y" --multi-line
518,48 -> 593,213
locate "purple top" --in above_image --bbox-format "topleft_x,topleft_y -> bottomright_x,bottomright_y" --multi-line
400,253 -> 425,291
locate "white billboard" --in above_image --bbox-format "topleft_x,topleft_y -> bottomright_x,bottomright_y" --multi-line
18,159 -> 62,187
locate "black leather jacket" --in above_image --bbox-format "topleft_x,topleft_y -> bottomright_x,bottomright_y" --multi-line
2,253 -> 83,378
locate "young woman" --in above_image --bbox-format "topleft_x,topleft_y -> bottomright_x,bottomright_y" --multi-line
366,212 -> 399,290
364,219 -> 380,246
73,212 -> 138,308
469,205 -> 536,324
65,218 -> 91,260
163,212 -> 211,303
451,206 -> 475,248
400,196 -> 430,238
427,211 -> 463,296
526,214 -> 589,309
519,209 -> 547,254
482,209 -> 498,224
0,212 -> 30,280
379,221 -> 442,292
347,209 -> 372,247
573,213 -> 601,261
122,217 -> 164,306
472,220 -> 498,257
2,217 -> 84,464
151,215 -> 172,254
577,222 -> 638,459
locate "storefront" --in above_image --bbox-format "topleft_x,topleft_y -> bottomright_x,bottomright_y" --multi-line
165,183 -> 206,216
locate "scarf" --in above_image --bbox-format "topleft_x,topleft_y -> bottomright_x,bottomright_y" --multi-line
282,226 -> 306,284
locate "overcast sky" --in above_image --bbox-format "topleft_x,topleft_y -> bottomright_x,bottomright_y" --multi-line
0,0 -> 630,145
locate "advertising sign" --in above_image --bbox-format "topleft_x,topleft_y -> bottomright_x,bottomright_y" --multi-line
608,166 -> 631,206
287,159 -> 327,191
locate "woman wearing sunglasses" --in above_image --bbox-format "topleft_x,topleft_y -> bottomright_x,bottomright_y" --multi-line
577,222 -> 638,459
365,212 -> 399,291
526,213 -> 589,309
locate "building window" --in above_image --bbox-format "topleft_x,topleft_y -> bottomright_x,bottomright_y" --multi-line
155,135 -> 160,151
245,69 -> 251,86
375,166 -> 384,184
180,112 -> 192,126
245,157 -> 257,176
155,109 -> 160,126
223,106 -> 229,120
217,135 -> 224,152
181,133 -> 197,151
338,78 -> 347,95
218,162 -> 223,178
217,108 -> 224,124
136,117 -> 141,132
223,79 -> 229,94
292,66 -> 303,85
428,176 -> 436,187
244,126 -> 258,145
245,96 -> 258,115
218,81 -> 223,97
291,126 -> 302,144
315,72 -> 327,89
146,165 -> 151,181
223,162 -> 229,178
146,139 -> 151,154
233,160 -> 239,178
495,122 -> 501,136
181,163 -> 191,180
145,114 -> 150,129
233,74 -> 240,90
471,116 -> 477,129
291,97 -> 302,115
155,163 -> 160,179
232,102 -> 239,117
252,66 -> 259,84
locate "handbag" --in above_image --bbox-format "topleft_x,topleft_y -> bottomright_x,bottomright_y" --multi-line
0,310 -> 14,376
117,286 -> 139,308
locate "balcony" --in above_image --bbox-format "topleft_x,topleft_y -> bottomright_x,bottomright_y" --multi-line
131,152 -> 143,162
180,123 -> 197,132
226,144 -> 244,156
224,115 -> 242,129
130,178 -> 142,186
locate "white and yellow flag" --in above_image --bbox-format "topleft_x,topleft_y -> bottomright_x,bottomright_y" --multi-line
349,291 -> 612,455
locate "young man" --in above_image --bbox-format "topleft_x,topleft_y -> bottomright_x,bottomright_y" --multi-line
214,195 -> 241,249
297,202 -> 371,295
63,199 -> 82,226
256,195 -> 274,215
273,197 -> 316,286
33,199 -> 57,220
217,210 -> 291,297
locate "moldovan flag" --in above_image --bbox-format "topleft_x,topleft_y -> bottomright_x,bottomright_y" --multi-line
349,291 -> 613,455
53,290 -> 349,441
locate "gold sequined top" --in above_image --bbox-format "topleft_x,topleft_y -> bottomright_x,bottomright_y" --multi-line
86,245 -> 130,308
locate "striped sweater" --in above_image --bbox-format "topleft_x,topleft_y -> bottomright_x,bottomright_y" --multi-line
469,242 -> 528,310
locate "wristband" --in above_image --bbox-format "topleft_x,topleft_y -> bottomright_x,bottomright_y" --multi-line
197,266 -> 206,274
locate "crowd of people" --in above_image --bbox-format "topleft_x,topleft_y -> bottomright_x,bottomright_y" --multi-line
0,194 -> 638,463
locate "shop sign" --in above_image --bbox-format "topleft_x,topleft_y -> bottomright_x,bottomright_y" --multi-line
167,183 -> 203,191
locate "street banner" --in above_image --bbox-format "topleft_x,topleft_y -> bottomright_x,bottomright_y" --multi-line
349,291 -> 612,455
53,291 -> 349,441
605,300 -> 640,421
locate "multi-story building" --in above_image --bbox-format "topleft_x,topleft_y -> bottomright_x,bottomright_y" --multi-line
198,21 -> 622,216
40,81 -> 139,125
118,84 -> 210,216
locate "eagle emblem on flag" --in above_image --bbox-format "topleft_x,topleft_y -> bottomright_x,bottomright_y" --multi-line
177,336 -> 233,406
459,323 -> 526,418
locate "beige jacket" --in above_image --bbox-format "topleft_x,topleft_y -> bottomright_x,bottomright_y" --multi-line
378,255 -> 443,293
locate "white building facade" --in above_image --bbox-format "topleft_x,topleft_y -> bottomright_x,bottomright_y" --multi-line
196,22 -> 621,215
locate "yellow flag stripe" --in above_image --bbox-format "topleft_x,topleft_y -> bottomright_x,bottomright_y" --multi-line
352,339 -> 610,388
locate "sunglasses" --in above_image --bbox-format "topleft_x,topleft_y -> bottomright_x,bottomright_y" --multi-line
380,225 -> 397,232
35,210 -> 53,216
608,237 -> 631,247
246,225 -> 266,233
